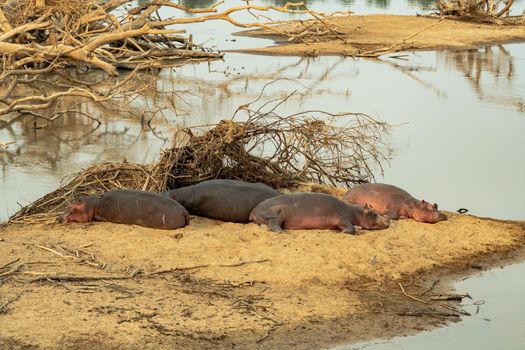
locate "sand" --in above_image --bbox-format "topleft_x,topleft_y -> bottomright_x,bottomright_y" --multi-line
234,14 -> 525,56
1,191 -> 524,349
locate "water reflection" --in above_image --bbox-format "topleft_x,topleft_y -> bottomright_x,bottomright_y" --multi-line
343,262 -> 525,350
2,41 -> 525,221
0,90 -> 176,220
383,45 -> 525,113
2,0 -> 525,223
437,46 -> 524,113
179,0 -> 523,15
166,44 -> 525,220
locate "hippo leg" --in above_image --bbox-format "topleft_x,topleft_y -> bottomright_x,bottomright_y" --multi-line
267,217 -> 284,233
337,218 -> 356,234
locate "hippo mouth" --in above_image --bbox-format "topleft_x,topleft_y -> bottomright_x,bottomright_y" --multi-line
366,215 -> 391,229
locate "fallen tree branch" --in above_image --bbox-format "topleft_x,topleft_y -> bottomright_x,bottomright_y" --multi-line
398,282 -> 429,304
147,259 -> 271,276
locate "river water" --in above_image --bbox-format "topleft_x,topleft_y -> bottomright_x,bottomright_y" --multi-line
0,0 -> 524,347
342,261 -> 525,350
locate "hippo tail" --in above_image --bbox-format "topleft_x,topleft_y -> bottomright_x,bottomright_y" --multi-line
184,211 -> 190,226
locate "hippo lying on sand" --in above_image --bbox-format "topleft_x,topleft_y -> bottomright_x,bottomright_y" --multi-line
344,183 -> 447,224
163,179 -> 280,223
249,192 -> 391,234
58,189 -> 190,230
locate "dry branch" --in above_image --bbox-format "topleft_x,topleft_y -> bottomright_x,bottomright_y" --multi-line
0,1 -> 345,128
5,92 -> 390,225
437,0 -> 516,22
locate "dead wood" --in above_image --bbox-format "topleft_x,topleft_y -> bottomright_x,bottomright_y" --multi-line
4,92 -> 390,225
437,0 -> 516,21
0,1 -> 350,128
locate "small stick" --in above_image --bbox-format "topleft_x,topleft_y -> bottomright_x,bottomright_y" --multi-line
256,325 -> 279,343
419,279 -> 439,296
147,259 -> 270,276
0,290 -> 27,314
399,282 -> 429,304
0,258 -> 20,271
430,294 -> 468,301
34,244 -> 74,259
29,271 -> 140,283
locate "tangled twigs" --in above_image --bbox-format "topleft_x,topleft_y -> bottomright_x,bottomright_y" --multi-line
5,162 -> 161,225
5,92 -> 390,225
147,259 -> 271,276
0,1 -> 344,128
33,244 -> 105,269
437,0 -> 516,22
4,258 -> 269,283
161,91 -> 390,189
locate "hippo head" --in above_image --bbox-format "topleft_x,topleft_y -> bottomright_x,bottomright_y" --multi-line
412,200 -> 447,223
57,196 -> 98,224
358,204 -> 391,230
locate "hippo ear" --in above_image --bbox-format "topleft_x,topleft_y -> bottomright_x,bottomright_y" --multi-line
421,200 -> 427,204
71,201 -> 85,210
170,193 -> 177,200
433,203 -> 438,209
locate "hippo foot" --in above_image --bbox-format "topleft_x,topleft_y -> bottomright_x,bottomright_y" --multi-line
342,227 -> 356,235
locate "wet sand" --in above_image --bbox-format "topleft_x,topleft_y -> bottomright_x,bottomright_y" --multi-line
1,185 -> 524,349
234,14 -> 525,56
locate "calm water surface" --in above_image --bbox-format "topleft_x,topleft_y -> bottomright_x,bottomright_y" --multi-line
0,2 -> 524,347
340,262 -> 525,350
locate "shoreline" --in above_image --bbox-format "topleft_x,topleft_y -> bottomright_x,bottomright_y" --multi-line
0,211 -> 524,349
232,14 -> 525,57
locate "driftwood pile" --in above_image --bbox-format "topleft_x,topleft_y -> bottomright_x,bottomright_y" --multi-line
0,1 -> 342,128
160,98 -> 389,189
6,97 -> 390,225
437,0 -> 517,22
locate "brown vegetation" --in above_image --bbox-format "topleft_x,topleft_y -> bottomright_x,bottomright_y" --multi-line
437,0 -> 517,23
0,1 -> 347,129
5,92 -> 390,225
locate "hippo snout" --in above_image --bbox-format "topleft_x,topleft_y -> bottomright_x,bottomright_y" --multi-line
363,214 -> 390,230
377,215 -> 391,228
436,211 -> 448,222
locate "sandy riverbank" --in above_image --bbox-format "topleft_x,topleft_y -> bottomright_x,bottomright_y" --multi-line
234,14 -> 525,56
1,187 -> 524,349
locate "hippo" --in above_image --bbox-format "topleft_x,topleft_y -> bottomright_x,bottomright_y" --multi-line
343,183 -> 447,224
249,192 -> 391,234
58,189 -> 189,230
162,179 -> 280,223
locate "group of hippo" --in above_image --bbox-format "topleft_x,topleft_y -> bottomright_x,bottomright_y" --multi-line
58,180 -> 447,233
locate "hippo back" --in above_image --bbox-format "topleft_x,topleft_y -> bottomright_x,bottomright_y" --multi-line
163,179 -> 280,223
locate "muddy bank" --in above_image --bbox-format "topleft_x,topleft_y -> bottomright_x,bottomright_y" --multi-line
234,14 -> 525,56
0,207 -> 524,349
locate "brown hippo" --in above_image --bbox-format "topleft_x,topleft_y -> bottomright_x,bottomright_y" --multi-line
249,192 -> 391,234
162,179 -> 280,223
58,189 -> 189,230
343,183 -> 447,223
